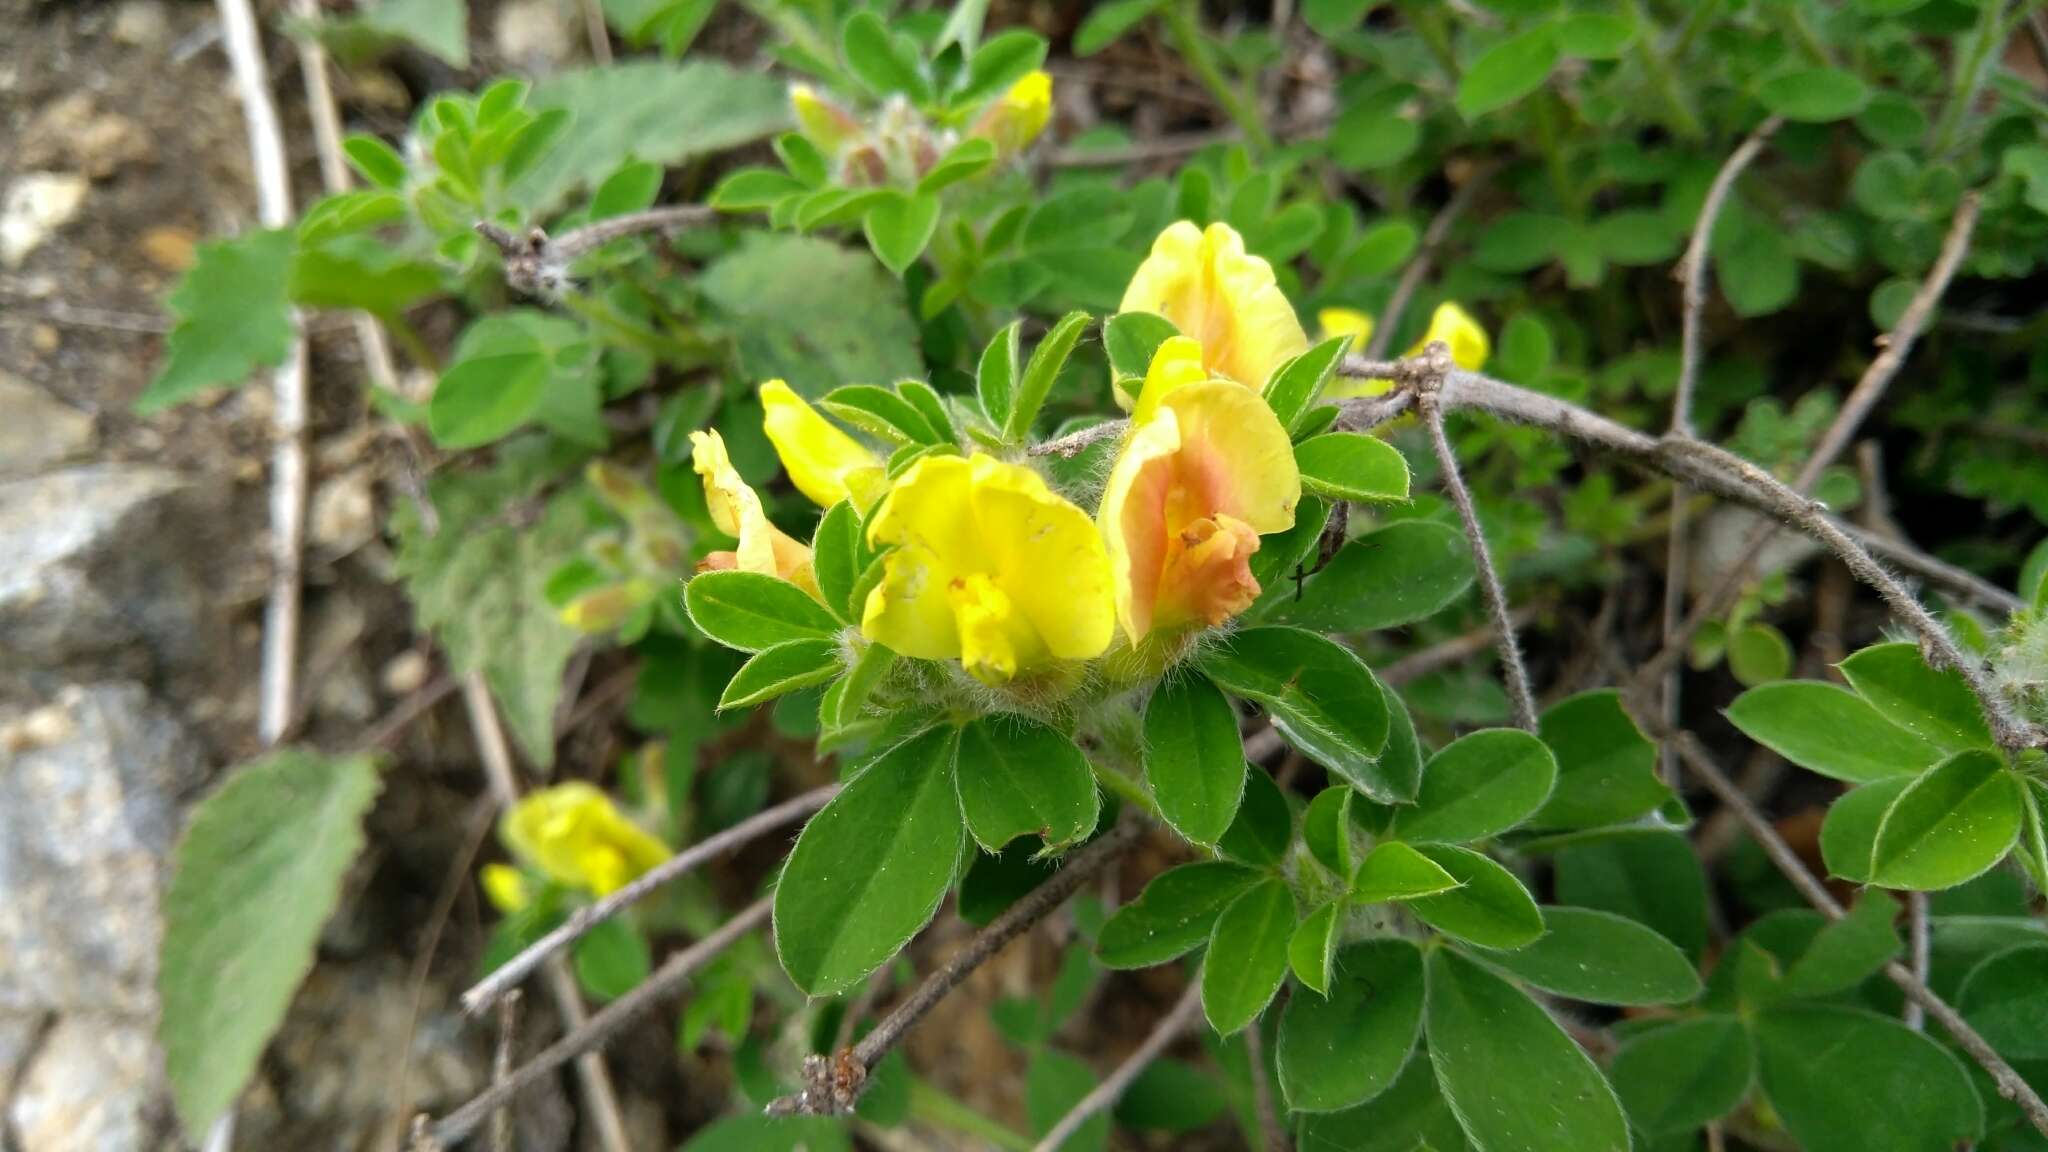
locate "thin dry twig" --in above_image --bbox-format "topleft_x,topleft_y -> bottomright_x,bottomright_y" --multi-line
1906,891 -> 1930,1032
766,822 -> 1144,1116
1417,345 -> 1538,732
476,205 -> 719,295
490,991 -> 521,1152
427,897 -> 775,1148
1243,1018 -> 1289,1152
462,784 -> 840,1014
1378,607 -> 1542,687
1362,166 -> 1491,360
1028,982 -> 1204,1152
1672,733 -> 2048,1138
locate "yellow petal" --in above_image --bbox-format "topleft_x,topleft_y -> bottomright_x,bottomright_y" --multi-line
1119,221 -> 1308,391
1407,301 -> 1491,370
1318,307 -> 1375,346
691,428 -> 819,595
971,70 -> 1053,157
963,454 -> 1115,661
1129,335 -> 1211,426
500,783 -> 671,897
760,380 -> 887,509
948,571 -> 1023,685
480,864 -> 531,914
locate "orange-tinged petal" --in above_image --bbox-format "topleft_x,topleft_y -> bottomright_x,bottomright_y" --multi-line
1119,221 -> 1308,390
690,428 -> 818,596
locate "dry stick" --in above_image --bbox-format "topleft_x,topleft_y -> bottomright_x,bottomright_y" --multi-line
1906,891 -> 1931,1032
1361,168 -> 1490,360
1645,193 -> 1986,692
490,991 -> 521,1152
1663,116 -> 1781,783
1378,607 -> 1541,687
766,822 -> 1144,1116
427,897 -> 775,1149
1243,1019 -> 1289,1152
1028,983 -> 1205,1152
1417,347 -> 1539,733
1672,734 -> 2048,1139
475,205 -> 718,296
462,785 -> 840,1014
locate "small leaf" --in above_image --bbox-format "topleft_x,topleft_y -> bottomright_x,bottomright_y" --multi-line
1303,786 -> 1356,879
684,570 -> 842,652
1424,948 -> 1631,1152
977,320 -> 1022,429
811,502 -> 863,624
955,714 -> 1101,852
1074,0 -> 1164,55
863,191 -> 942,275
1553,12 -> 1636,58
1144,673 -> 1248,846
1278,940 -> 1425,1113
1271,520 -> 1473,633
1610,1017 -> 1754,1136
1351,841 -> 1461,903
954,28 -> 1047,104
1839,641 -> 1995,753
775,727 -> 964,995
1455,27 -> 1560,119
1481,906 -> 1702,1005
1552,828 -> 1709,960
1819,777 -> 1911,883
590,159 -> 664,219
138,229 -> 298,413
1288,902 -> 1341,996
1391,728 -> 1556,844
1727,680 -> 1942,784
160,750 -> 382,1135
719,639 -> 842,710
1102,311 -> 1182,381
1199,627 -> 1400,800
1004,311 -> 1090,441
840,9 -> 932,102
1754,1006 -> 1984,1152
343,133 -> 407,189
821,384 -> 941,445
573,917 -> 652,1000
711,167 -> 807,211
1263,336 -> 1351,434
1959,943 -> 2048,1060
1869,750 -> 2022,890
1404,844 -> 1543,949
1781,891 -> 1900,998
1294,433 -> 1412,503
1533,689 -> 1672,829
917,137 -> 997,195
1759,67 -> 1871,122
1027,1049 -> 1110,1151
1217,766 -> 1292,868
1098,861 -> 1259,969
1727,621 -> 1793,686
1201,879 -> 1295,1033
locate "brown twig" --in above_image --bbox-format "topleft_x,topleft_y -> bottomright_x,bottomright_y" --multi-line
462,784 -> 839,1014
1671,733 -> 2048,1138
427,897 -> 775,1147
476,205 -> 720,296
489,991 -> 520,1152
766,822 -> 1144,1116
1378,607 -> 1542,686
1905,891 -> 1930,1032
1361,167 -> 1491,361
1416,345 -> 1538,732
1243,1018 -> 1290,1152
1028,982 -> 1204,1152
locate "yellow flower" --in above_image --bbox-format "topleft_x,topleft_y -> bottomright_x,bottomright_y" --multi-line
500,782 -> 671,898
691,428 -> 819,597
1119,221 -> 1308,393
759,379 -> 888,510
1317,307 -> 1375,347
480,864 -> 532,914
1327,302 -> 1491,399
1100,344 -> 1301,643
861,453 -> 1114,686
971,70 -> 1053,157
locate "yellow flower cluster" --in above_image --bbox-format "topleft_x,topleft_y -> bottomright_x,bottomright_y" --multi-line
689,222 -> 1486,692
482,783 -> 671,913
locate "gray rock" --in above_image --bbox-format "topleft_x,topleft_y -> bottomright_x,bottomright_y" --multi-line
0,376 -> 94,478
0,683 -> 205,1015
0,174 -> 88,269
0,465 -> 227,686
7,1015 -> 173,1152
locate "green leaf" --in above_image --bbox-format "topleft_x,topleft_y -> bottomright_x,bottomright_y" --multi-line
1263,336 -> 1351,434
1424,948 -> 1630,1152
1455,27 -> 1560,119
1553,11 -> 1636,58
1714,213 -> 1798,318
719,639 -> 843,710
1758,67 -> 1870,122
590,159 -> 663,219
1294,434 -> 1412,503
514,62 -> 787,213
1481,906 -> 1701,1005
427,315 -> 562,449
1726,621 -> 1792,686
343,133 -> 407,189
1028,1049 -> 1110,1151
1218,766 -> 1292,868
1304,785 -> 1357,879
1839,642 -> 1995,753
1532,689 -> 1672,829
864,191 -> 942,275
1074,0 -> 1164,55
1727,680 -> 1943,784
1115,1059 -> 1226,1132
392,445 -> 596,764
138,229 -> 297,413
955,714 -> 1101,853
841,10 -> 932,103
977,320 -> 1022,429
1870,750 -> 2022,890
1296,1054 -> 1470,1152
1392,728 -> 1556,844
1202,879 -> 1295,1033
572,917 -> 652,1000
822,384 -> 941,445
811,502 -> 863,623
1755,1006 -> 1983,1152
954,28 -> 1047,104
1098,861 -> 1259,969
698,233 -> 923,399
160,750 -> 381,1135
1271,520 -> 1474,633
775,727 -> 964,995
1004,311 -> 1090,441
346,0 -> 468,64
289,237 -> 441,315
1332,95 -> 1420,171
1351,841 -> 1461,903
1144,673 -> 1248,846
1339,219 -> 1419,278
1819,777 -> 1911,883
1404,845 -> 1543,949
1780,891 -> 1900,998
1288,902 -> 1342,996
1551,828 -> 1708,959
1959,943 -> 2048,1060
917,136 -> 997,195
1103,310 -> 1183,382
1609,1017 -> 1754,1136
1199,627 -> 1400,800
685,570 -> 843,652
1591,209 -> 1679,266
1279,939 -> 1425,1113
710,166 -> 807,210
